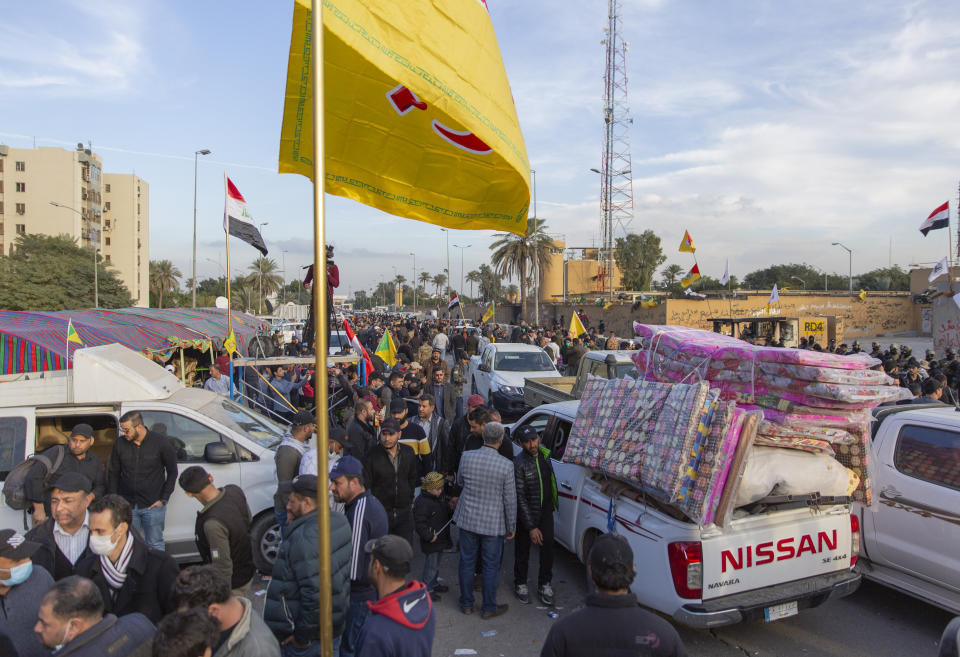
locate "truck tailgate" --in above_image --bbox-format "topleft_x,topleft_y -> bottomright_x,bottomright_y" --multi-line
701,507 -> 852,600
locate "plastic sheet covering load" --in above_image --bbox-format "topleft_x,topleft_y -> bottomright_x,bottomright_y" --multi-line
631,324 -> 907,506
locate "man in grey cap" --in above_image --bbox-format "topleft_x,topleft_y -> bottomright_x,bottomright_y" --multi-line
0,528 -> 55,657
26,472 -> 94,580
273,410 -> 315,528
28,422 -> 106,525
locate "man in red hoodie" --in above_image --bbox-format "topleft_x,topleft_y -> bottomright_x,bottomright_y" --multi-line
355,535 -> 435,657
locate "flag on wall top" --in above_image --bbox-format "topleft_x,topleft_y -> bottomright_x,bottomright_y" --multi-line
279,0 -> 530,234
680,264 -> 701,288
929,256 -> 949,283
920,202 -> 949,236
768,284 -> 780,304
719,260 -> 730,286
678,230 -> 696,253
224,176 -> 268,255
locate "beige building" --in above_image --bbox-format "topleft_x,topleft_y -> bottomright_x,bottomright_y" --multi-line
538,239 -> 625,302
0,143 -> 149,306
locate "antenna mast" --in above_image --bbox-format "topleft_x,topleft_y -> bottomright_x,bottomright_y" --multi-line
599,0 -> 634,299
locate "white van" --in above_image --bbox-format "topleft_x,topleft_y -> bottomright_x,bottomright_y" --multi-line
0,344 -> 291,573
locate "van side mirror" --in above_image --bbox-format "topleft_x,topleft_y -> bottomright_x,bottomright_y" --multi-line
204,441 -> 236,464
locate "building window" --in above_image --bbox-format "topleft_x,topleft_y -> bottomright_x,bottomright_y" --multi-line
105,254 -> 110,262
104,201 -> 111,211
0,244 -> 3,256
0,181 -> 3,193
105,183 -> 111,193
137,222 -> 141,232
0,202 -> 3,215
15,203 -> 25,215
15,161 -> 25,172
15,182 -> 25,193
105,237 -> 111,246
0,223 -> 3,234
105,220 -> 110,229
137,204 -> 140,214
16,224 -> 25,234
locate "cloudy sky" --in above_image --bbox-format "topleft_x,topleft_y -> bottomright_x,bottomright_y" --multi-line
2,0 -> 959,296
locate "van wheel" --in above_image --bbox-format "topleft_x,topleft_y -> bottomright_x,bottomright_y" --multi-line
251,512 -> 281,575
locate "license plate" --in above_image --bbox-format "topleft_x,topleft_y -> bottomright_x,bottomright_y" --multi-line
764,601 -> 798,622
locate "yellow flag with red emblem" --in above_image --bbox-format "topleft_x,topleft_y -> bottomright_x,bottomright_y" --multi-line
279,0 -> 530,235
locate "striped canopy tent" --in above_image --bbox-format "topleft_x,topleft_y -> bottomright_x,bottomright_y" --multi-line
0,307 -> 267,374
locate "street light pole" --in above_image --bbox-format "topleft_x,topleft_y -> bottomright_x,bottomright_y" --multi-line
409,252 -> 417,309
441,228 -> 451,313
191,149 -> 212,308
832,242 -> 853,295
790,276 -> 806,290
50,201 -> 99,307
453,244 -> 471,304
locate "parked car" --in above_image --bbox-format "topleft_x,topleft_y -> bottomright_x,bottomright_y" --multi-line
856,404 -> 960,613
0,344 -> 291,574
524,350 -> 638,407
468,343 -> 561,419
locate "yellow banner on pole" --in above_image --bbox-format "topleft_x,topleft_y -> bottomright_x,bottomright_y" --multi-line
280,0 -> 530,235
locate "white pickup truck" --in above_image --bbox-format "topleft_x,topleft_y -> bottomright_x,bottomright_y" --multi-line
856,404 -> 960,614
0,344 -> 290,573
469,342 -> 561,420
510,401 -> 861,627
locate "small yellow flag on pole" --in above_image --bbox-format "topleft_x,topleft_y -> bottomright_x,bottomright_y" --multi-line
481,301 -> 495,323
279,0 -> 531,235
66,319 -> 84,346
569,312 -> 587,338
223,330 -> 238,356
679,230 -> 696,253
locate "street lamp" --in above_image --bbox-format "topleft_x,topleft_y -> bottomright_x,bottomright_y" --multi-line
281,249 -> 288,306
50,201 -> 99,308
452,244 -> 471,304
409,252 -> 417,309
191,148 -> 212,308
790,276 -> 806,290
256,222 -> 269,314
831,242 -> 853,295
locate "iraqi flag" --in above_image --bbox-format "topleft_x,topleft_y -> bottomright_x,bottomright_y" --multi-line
224,176 -> 268,255
920,202 -> 949,236
343,320 -> 374,377
448,292 -> 460,311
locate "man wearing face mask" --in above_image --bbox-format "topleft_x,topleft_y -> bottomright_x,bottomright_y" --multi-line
26,472 -> 94,581
33,575 -> 155,657
178,467 -> 254,595
0,528 -> 54,657
75,494 -> 179,623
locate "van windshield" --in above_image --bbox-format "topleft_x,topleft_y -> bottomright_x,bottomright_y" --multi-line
198,398 -> 287,449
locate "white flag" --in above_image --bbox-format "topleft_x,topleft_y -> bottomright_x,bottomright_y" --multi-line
719,260 -> 730,286
953,292 -> 960,311
768,283 -> 779,304
929,256 -> 949,283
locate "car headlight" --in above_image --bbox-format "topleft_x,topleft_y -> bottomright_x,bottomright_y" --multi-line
499,385 -> 524,395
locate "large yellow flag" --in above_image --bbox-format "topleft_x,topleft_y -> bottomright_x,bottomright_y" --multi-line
481,301 -> 495,323
569,312 -> 587,338
280,0 -> 530,235
375,329 -> 398,368
679,230 -> 696,253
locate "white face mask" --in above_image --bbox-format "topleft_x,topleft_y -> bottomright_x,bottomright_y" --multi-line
89,528 -> 121,556
54,620 -> 74,652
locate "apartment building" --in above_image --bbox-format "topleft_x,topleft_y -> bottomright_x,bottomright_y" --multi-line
0,143 -> 149,306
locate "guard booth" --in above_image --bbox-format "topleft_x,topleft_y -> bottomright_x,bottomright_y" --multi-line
710,315 -> 841,348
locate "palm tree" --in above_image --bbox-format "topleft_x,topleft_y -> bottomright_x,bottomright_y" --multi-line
393,274 -> 406,287
660,263 -> 684,288
149,259 -> 182,309
466,269 -> 481,300
248,257 -> 284,314
505,284 -> 519,302
431,273 -> 447,299
231,278 -> 256,313
418,271 -> 431,296
489,217 -> 553,320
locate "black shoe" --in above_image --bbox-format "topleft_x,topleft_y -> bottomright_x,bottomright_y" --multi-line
430,592 -> 442,602
435,583 -> 450,593
461,606 -> 475,615
481,604 -> 509,620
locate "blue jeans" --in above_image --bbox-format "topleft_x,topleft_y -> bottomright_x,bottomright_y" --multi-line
132,505 -> 166,551
458,529 -> 504,613
340,595 -> 373,657
422,552 -> 442,592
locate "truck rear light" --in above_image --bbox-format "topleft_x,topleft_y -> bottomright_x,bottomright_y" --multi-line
850,514 -> 860,568
668,541 -> 702,599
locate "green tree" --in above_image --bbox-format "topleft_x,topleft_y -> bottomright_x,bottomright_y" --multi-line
0,234 -> 133,310
149,259 -> 182,309
248,257 -> 283,314
353,289 -> 371,309
856,266 -> 909,291
614,230 -> 667,291
659,264 -> 684,289
465,269 -> 481,300
742,263 -> 827,290
477,264 -> 503,302
431,273 -> 447,298
489,217 -> 553,320
418,271 -> 431,296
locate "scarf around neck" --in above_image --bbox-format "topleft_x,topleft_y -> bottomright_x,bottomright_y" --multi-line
101,532 -> 134,591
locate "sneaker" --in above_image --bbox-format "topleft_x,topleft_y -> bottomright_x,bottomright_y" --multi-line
430,592 -> 442,602
435,583 -> 450,593
481,604 -> 509,620
539,583 -> 554,606
514,583 -> 530,604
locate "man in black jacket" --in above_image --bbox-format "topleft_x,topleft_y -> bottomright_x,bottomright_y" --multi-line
33,576 -> 155,657
109,411 -> 178,551
75,494 -> 179,624
364,418 -> 418,547
27,472 -> 94,581
178,466 -> 254,594
513,425 -> 558,606
345,398 -> 378,461
539,534 -> 687,657
28,423 -> 107,525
